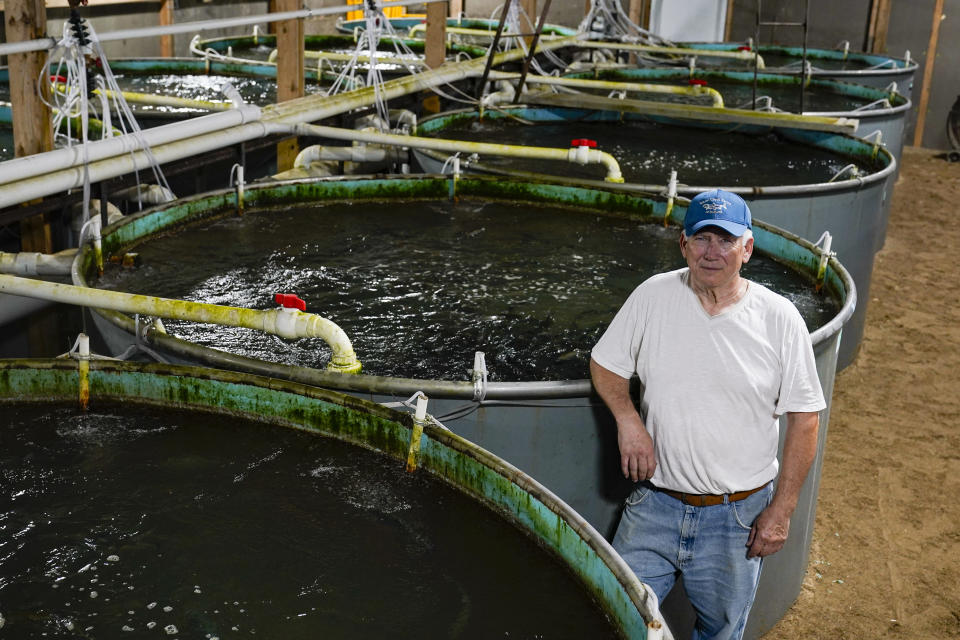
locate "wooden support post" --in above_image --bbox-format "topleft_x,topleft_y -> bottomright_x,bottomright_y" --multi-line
4,0 -> 54,252
870,0 -> 892,53
268,0 -> 279,34
520,0 -> 536,47
725,0 -> 736,41
274,0 -> 305,172
425,0 -> 447,69
913,0 -> 944,147
423,0 -> 447,113
159,0 -> 175,57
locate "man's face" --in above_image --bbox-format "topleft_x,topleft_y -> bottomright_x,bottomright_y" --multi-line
679,227 -> 753,290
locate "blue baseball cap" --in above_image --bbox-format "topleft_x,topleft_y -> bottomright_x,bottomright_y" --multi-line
684,189 -> 752,237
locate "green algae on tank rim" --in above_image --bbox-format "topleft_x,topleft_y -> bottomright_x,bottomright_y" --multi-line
73,174 -> 853,400
0,358 -> 665,639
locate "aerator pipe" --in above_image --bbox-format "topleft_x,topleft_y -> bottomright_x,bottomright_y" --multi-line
95,88 -> 230,113
0,274 -> 362,374
0,105 -> 261,188
294,123 -> 625,183
268,49 -> 429,67
576,40 -> 766,68
487,71 -> 725,107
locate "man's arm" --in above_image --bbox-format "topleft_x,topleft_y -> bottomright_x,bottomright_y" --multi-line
747,410 -> 820,558
589,358 -> 656,483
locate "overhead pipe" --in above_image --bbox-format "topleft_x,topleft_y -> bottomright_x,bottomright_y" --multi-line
488,70 -> 725,107
0,104 -> 262,188
0,0 -> 449,57
293,122 -> 625,182
0,274 -> 362,374
0,37 -> 578,209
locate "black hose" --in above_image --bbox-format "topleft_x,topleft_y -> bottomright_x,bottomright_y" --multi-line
947,94 -> 960,151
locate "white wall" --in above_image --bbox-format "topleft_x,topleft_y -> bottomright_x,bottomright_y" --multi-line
650,0 -> 728,42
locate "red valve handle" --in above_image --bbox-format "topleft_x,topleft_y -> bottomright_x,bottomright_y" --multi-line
737,45 -> 752,51
688,79 -> 708,86
274,293 -> 306,311
570,138 -> 598,148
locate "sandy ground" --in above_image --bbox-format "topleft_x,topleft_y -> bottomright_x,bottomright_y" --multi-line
762,147 -> 960,639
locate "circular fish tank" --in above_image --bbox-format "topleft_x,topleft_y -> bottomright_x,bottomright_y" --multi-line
413,106 -> 890,369
74,175 -> 855,637
561,67 -> 910,166
634,42 -> 918,99
0,358 -> 661,638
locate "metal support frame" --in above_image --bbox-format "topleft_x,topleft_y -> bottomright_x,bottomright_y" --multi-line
512,0 -> 553,103
475,0 -> 514,100
753,0 -> 809,113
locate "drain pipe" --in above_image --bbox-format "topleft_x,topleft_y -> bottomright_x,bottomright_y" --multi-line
0,274 -> 363,374
294,123 -> 625,183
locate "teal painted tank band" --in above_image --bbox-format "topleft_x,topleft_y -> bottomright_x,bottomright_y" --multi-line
0,359 -> 653,638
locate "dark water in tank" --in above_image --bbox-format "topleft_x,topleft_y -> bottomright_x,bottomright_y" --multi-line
95,200 -> 838,382
423,118 -> 871,186
1,127 -> 13,161
0,403 -> 618,639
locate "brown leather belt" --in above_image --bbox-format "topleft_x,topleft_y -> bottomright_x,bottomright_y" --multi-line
657,484 -> 767,507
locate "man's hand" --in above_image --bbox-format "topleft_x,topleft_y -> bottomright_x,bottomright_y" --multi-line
746,411 -> 819,558
617,416 -> 656,482
746,503 -> 790,558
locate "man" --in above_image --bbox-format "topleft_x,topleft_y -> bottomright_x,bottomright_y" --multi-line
590,189 -> 825,640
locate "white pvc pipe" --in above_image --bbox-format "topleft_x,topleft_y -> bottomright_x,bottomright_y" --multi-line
0,249 -> 78,276
293,145 -> 398,168
295,124 -> 623,182
0,105 -> 262,188
294,123 -> 625,182
0,273 -> 362,373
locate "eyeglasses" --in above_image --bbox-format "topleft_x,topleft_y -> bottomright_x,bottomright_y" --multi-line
687,233 -> 742,254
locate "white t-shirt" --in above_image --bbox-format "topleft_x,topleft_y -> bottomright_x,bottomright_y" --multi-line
591,268 -> 826,494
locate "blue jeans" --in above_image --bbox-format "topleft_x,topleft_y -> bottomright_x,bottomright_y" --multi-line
612,483 -> 773,640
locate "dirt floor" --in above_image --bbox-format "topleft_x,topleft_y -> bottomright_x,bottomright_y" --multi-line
761,147 -> 960,639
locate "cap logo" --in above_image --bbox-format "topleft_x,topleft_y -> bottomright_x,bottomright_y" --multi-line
701,197 -> 729,217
